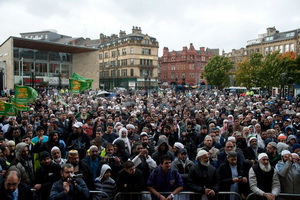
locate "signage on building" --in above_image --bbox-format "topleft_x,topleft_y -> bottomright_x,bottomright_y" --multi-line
49,77 -> 69,85
23,78 -> 43,83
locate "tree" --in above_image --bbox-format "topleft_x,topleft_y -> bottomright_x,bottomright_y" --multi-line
202,55 -> 234,88
235,53 -> 263,88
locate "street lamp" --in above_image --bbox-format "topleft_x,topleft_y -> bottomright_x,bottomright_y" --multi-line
31,69 -> 35,88
280,73 -> 287,99
0,67 -> 4,95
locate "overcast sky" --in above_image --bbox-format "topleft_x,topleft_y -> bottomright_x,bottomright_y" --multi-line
1,0 -> 300,55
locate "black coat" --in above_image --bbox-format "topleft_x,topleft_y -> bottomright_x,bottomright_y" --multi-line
0,182 -> 32,200
117,168 -> 145,191
243,147 -> 265,161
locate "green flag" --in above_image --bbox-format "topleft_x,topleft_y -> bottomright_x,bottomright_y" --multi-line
69,73 -> 93,93
9,97 -> 29,111
0,101 -> 17,116
14,85 -> 38,103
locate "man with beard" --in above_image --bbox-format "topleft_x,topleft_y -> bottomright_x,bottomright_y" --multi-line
266,142 -> 281,167
33,151 -> 61,200
131,142 -> 157,186
140,132 -> 155,155
197,135 -> 219,164
243,137 -> 265,165
218,151 -> 248,200
33,130 -> 66,159
0,170 -> 32,200
188,150 -> 219,200
50,163 -> 90,200
275,150 -> 300,195
82,145 -> 102,181
67,150 -> 94,190
67,122 -> 90,160
51,146 -> 67,166
9,142 -> 35,186
126,124 -> 139,142
249,153 -> 280,200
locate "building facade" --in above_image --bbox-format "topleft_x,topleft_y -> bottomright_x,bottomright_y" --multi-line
0,30 -> 99,90
93,26 -> 159,90
160,43 -> 219,87
222,48 -> 248,70
246,27 -> 300,56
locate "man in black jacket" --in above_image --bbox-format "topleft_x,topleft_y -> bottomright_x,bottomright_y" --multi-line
188,150 -> 220,200
33,151 -> 61,200
0,170 -> 32,200
218,151 -> 248,200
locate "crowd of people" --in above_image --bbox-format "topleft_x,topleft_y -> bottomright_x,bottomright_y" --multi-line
0,87 -> 300,200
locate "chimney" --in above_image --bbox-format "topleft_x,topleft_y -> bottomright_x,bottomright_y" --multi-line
267,26 -> 277,36
132,26 -> 142,34
119,30 -> 126,37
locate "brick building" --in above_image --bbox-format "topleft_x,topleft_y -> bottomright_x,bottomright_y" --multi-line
160,43 -> 219,87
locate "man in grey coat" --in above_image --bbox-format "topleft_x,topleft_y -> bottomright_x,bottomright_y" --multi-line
275,150 -> 300,194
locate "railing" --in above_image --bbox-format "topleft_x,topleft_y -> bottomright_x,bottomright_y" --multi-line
247,192 -> 300,200
31,189 -> 109,199
113,191 -> 242,200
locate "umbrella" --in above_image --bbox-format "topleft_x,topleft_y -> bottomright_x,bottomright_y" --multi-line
97,91 -> 110,97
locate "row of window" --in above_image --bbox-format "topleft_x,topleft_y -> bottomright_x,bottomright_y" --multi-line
162,73 -> 194,79
100,69 -> 153,78
264,43 -> 295,55
99,47 -> 153,59
100,59 -> 153,68
166,63 -> 203,71
14,48 -> 72,62
164,55 -> 206,62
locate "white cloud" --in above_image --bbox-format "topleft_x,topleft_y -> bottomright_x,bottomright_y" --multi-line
0,0 -> 299,55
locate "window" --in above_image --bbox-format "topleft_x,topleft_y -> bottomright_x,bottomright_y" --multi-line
190,73 -> 194,78
121,69 -> 127,76
130,47 -> 134,54
144,39 -> 150,45
264,47 -> 269,55
189,64 -> 195,70
279,45 -> 283,53
286,32 -> 295,37
285,44 -> 289,52
201,56 -> 205,61
142,48 -> 151,55
104,52 -> 108,58
130,59 -> 134,65
130,69 -> 134,76
122,48 -> 126,55
112,51 -> 116,58
269,46 -> 273,52
274,46 -> 278,51
290,44 -> 295,52
171,65 -> 175,70
121,59 -> 127,66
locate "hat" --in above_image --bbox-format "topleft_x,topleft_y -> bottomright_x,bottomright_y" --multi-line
293,143 -> 300,152
287,135 -> 297,143
140,132 -> 148,137
258,153 -> 268,161
228,136 -> 236,142
68,150 -> 79,158
174,142 -> 184,149
40,151 -> 51,161
51,146 -> 60,153
268,142 -> 277,149
281,150 -> 291,156
126,124 -> 135,130
278,134 -> 287,140
196,150 -> 208,160
178,148 -> 188,154
227,151 -> 237,158
249,137 -> 257,143
73,122 -> 83,128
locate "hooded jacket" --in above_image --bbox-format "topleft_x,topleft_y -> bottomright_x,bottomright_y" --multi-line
10,142 -> 35,186
151,137 -> 175,165
113,139 -> 130,162
94,164 -> 117,200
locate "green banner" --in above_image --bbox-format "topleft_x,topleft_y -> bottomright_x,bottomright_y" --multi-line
69,73 -> 93,93
9,97 -> 29,111
0,101 -> 17,116
14,85 -> 38,103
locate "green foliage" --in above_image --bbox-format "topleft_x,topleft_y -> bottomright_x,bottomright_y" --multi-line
203,55 -> 234,88
234,51 -> 300,88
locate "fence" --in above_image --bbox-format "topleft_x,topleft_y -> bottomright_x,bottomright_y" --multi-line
247,193 -> 300,200
31,189 -> 109,199
113,191 -> 242,200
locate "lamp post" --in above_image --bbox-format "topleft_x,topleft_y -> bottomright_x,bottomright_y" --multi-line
31,69 -> 35,88
58,72 -> 62,89
280,73 -> 287,99
0,68 -> 4,96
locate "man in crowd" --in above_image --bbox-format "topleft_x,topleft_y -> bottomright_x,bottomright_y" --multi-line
0,170 -> 32,200
51,146 -> 67,166
266,142 -> 281,167
147,155 -> 183,200
188,150 -> 219,200
50,163 -> 90,200
249,153 -> 280,200
275,150 -> 300,195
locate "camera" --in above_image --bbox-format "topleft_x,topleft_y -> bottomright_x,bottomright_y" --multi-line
68,173 -> 83,183
107,155 -> 116,162
238,176 -> 243,180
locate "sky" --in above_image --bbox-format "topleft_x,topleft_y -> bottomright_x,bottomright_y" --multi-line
1,0 -> 300,56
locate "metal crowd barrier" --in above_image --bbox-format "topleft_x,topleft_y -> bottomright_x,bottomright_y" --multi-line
113,191 -> 242,200
247,192 -> 300,200
31,188 -> 109,199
